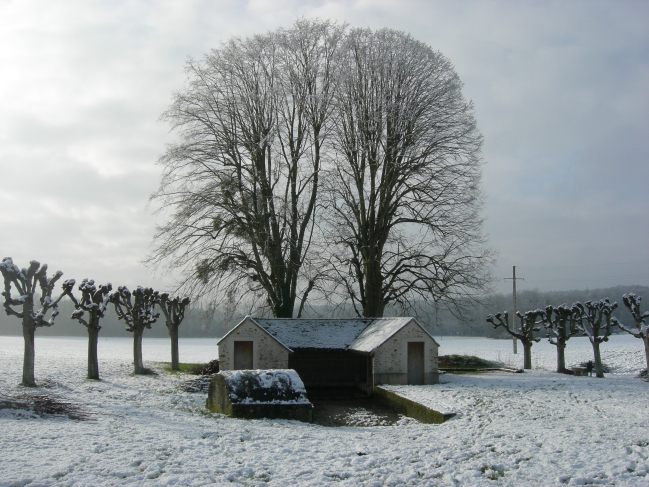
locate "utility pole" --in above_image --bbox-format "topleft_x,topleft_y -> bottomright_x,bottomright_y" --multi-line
504,266 -> 524,354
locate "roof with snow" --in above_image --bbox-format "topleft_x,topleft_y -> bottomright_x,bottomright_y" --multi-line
218,316 -> 438,353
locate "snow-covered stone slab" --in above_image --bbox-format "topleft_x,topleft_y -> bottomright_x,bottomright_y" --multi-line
206,369 -> 313,422
374,386 -> 457,423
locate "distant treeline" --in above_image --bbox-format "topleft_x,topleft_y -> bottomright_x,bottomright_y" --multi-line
1,284 -> 646,339
428,284 -> 649,339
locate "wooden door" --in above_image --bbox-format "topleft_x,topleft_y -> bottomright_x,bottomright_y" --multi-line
407,342 -> 424,385
234,341 -> 253,370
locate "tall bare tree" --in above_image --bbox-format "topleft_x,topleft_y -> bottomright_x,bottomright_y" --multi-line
326,28 -> 493,318
543,304 -> 583,373
110,286 -> 160,375
612,293 -> 649,372
487,309 -> 543,369
159,293 -> 190,371
63,279 -> 112,380
149,20 -> 344,318
0,258 -> 66,386
575,299 -> 618,378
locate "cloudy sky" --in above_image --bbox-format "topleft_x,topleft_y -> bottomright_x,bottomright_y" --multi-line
1,0 -> 647,297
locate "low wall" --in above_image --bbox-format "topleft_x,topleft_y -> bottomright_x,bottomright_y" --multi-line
373,386 -> 455,424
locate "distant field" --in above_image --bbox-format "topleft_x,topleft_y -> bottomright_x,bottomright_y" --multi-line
6,332 -> 641,375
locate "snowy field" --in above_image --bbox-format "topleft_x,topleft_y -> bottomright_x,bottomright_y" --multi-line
1,334 -> 648,486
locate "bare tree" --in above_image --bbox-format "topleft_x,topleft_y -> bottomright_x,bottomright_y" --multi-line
110,286 -> 160,375
326,27 -> 493,318
63,279 -> 112,380
159,293 -> 190,371
575,299 -> 618,378
487,310 -> 543,369
612,294 -> 649,373
543,304 -> 583,373
149,20 -> 344,318
0,258 -> 66,386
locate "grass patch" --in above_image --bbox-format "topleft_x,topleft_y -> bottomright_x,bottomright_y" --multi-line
439,354 -> 502,369
130,367 -> 158,376
158,360 -> 219,375
158,363 -> 203,374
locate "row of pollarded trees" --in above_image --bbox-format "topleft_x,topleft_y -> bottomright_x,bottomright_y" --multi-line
0,257 -> 189,387
487,295 -> 648,377
148,19 -> 493,322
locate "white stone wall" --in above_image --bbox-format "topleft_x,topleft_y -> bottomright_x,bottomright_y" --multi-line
218,318 -> 289,370
373,320 -> 439,385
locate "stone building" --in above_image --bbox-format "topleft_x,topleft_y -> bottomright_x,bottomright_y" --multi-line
217,317 -> 439,394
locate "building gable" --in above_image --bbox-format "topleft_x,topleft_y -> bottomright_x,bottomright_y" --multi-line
218,316 -> 292,352
351,317 -> 439,353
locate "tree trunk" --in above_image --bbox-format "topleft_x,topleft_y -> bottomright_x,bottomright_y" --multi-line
556,338 -> 566,373
87,327 -> 100,380
523,341 -> 532,370
643,336 -> 649,373
363,259 -> 385,317
133,327 -> 144,374
22,323 -> 36,387
168,325 -> 179,371
592,342 -> 604,378
273,291 -> 295,318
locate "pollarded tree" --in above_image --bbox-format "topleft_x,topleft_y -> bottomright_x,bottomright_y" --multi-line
612,294 -> 649,373
543,304 -> 583,373
110,286 -> 160,375
0,258 -> 67,387
63,279 -> 112,380
149,19 -> 345,318
159,293 -> 190,371
327,27 -> 493,318
575,299 -> 618,378
487,309 -> 543,369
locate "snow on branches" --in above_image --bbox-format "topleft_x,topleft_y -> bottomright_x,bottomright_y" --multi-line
64,279 -> 112,330
0,257 -> 65,327
110,286 -> 160,333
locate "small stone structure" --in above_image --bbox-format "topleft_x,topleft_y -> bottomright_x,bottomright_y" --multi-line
206,369 -> 313,422
217,317 -> 439,394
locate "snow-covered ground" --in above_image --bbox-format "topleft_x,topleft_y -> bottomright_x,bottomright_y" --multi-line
1,334 -> 648,486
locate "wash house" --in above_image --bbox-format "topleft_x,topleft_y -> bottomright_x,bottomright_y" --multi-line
217,317 -> 440,394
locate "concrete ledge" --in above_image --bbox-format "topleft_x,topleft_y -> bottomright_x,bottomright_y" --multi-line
374,372 -> 440,386
373,386 -> 456,424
